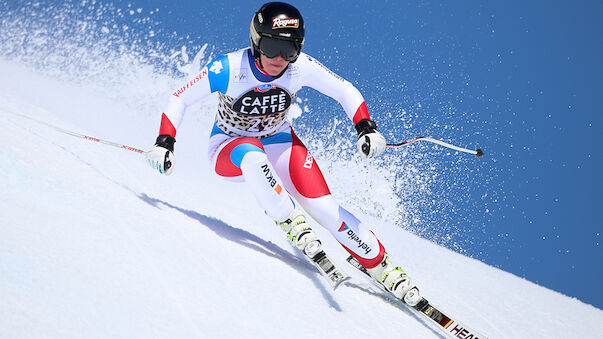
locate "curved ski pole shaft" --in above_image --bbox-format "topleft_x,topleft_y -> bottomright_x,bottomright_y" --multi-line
387,136 -> 483,157
1,106 -> 146,155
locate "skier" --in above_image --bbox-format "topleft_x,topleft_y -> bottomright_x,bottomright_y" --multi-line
147,2 -> 418,303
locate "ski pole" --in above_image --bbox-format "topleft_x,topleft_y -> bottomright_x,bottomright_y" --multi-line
387,136 -> 484,157
1,106 -> 147,155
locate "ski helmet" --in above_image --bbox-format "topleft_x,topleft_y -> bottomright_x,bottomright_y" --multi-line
250,2 -> 305,63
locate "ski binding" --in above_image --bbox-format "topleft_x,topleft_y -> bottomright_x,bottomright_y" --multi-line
303,240 -> 350,289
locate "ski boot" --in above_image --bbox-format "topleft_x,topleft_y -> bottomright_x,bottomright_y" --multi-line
366,252 -> 422,306
277,208 -> 349,288
276,207 -> 320,256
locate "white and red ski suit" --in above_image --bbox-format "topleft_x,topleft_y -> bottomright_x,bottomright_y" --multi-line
157,48 -> 386,269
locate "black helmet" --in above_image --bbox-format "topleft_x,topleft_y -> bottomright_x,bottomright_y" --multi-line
250,2 -> 305,63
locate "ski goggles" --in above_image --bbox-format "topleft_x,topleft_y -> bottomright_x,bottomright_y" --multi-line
258,35 -> 302,61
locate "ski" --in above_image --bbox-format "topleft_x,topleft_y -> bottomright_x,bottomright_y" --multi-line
302,240 -> 350,289
346,255 -> 488,339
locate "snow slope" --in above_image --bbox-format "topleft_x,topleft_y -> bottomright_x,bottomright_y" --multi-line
1,57 -> 602,339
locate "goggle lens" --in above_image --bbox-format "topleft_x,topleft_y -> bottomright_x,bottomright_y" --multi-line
259,36 -> 300,61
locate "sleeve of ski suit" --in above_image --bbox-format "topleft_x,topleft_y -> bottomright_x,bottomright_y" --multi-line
158,55 -> 230,137
298,54 -> 371,124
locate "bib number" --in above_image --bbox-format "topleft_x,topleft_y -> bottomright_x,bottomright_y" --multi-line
248,116 -> 276,132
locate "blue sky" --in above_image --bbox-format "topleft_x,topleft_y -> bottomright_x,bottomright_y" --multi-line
4,0 -> 601,307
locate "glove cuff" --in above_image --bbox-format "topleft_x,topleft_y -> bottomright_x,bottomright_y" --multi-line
155,134 -> 176,152
355,119 -> 377,137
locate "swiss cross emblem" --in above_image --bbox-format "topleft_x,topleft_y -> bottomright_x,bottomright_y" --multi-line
210,60 -> 223,74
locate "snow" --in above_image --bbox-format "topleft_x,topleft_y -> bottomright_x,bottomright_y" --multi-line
1,57 -> 602,339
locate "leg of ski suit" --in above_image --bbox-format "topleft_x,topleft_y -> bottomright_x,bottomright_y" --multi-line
208,123 -> 385,269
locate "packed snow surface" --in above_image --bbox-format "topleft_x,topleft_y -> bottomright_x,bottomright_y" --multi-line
0,57 -> 602,339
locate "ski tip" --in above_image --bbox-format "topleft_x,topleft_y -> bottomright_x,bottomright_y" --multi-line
475,148 -> 484,157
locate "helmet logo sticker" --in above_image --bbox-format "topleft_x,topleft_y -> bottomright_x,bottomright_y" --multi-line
272,17 -> 299,29
258,13 -> 264,23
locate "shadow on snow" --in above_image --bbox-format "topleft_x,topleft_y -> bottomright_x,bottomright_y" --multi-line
138,193 -> 444,337
343,281 -> 445,338
138,192 -> 344,312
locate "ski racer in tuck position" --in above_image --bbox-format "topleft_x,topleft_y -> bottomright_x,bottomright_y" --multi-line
147,2 -> 420,303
